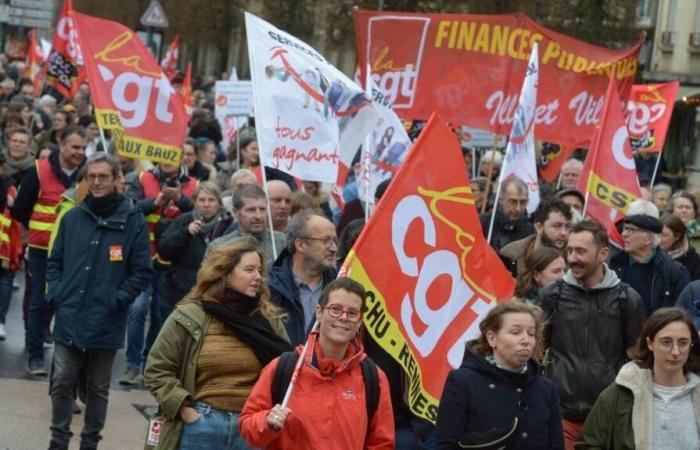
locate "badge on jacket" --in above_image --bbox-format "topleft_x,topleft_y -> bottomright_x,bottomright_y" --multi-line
109,245 -> 123,262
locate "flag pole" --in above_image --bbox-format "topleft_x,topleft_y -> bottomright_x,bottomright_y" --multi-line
98,127 -> 109,153
364,63 -> 372,219
260,165 -> 278,260
649,151 -> 663,187
486,155 -> 506,245
281,320 -> 319,408
480,134 -> 499,214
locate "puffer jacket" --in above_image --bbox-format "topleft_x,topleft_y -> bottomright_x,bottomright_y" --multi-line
576,362 -> 700,449
239,331 -> 395,449
436,348 -> 564,449
536,267 -> 647,422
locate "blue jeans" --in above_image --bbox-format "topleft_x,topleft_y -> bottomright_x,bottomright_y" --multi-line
178,402 -> 255,450
0,268 -> 15,324
125,268 -> 163,370
396,417 -> 436,450
26,254 -> 49,359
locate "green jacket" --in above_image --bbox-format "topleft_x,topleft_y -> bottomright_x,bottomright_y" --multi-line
576,361 -> 700,450
143,301 -> 288,449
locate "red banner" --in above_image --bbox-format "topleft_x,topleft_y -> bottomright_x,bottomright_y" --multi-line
577,76 -> 641,230
45,0 -> 85,98
354,10 -> 642,148
626,81 -> 680,153
74,13 -> 187,165
341,114 -> 515,423
161,34 -> 179,81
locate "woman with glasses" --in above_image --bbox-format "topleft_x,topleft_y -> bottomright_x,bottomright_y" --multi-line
240,278 -> 395,449
144,238 -> 292,449
577,307 -> 700,449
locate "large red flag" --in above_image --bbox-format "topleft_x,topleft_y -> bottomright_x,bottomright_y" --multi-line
627,81 -> 680,153
160,34 -> 179,81
340,113 -> 515,423
74,13 -> 188,165
577,76 -> 641,230
45,0 -> 85,98
180,61 -> 192,120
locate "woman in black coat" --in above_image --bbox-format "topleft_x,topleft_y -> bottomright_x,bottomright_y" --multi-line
157,181 -> 232,310
661,214 -> 700,281
436,300 -> 564,450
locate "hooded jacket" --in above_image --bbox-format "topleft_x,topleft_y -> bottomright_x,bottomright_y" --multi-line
239,331 -> 395,449
436,349 -> 564,449
536,266 -> 647,422
500,234 -> 537,277
576,362 -> 700,449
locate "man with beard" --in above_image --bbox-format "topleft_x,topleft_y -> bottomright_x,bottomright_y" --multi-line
536,220 -> 646,450
500,197 -> 572,276
268,210 -> 338,345
207,183 -> 286,265
479,177 -> 534,251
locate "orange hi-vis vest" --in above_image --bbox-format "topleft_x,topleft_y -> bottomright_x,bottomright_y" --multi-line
28,159 -> 66,250
139,171 -> 197,264
0,185 -> 22,270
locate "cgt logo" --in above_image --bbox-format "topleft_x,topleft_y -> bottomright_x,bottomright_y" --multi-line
94,32 -> 177,128
368,16 -> 431,108
56,15 -> 83,64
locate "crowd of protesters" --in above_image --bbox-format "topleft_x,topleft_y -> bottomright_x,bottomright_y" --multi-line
0,55 -> 699,450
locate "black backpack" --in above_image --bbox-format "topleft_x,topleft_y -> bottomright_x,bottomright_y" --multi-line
270,351 -> 380,425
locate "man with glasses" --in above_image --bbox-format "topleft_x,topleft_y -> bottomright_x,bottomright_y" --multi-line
479,177 -> 534,251
268,210 -> 339,345
610,212 -> 690,316
46,153 -> 151,450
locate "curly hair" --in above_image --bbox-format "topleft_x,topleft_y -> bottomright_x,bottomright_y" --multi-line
181,236 -> 285,322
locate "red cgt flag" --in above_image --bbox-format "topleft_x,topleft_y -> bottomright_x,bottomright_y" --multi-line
340,113 -> 515,424
25,30 -> 44,95
45,0 -> 85,98
74,13 -> 188,165
538,144 -> 577,184
180,61 -> 192,120
627,81 -> 680,153
577,75 -> 641,231
161,34 -> 179,81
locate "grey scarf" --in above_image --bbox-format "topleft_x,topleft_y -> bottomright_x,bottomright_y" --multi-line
192,209 -> 224,241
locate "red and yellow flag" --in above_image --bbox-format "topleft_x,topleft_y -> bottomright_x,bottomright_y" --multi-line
627,81 -> 679,153
25,30 -> 43,95
341,113 -> 515,424
180,62 -> 192,120
45,0 -> 85,98
74,13 -> 188,165
577,76 -> 641,230
160,34 -> 179,81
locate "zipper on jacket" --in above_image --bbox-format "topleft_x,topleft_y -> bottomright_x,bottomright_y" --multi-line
579,294 -> 591,417
457,417 -> 519,449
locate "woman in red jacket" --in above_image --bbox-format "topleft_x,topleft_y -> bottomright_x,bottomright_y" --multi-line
239,278 -> 395,449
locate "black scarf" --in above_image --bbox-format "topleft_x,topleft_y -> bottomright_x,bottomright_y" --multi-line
201,289 -> 293,366
84,190 -> 123,218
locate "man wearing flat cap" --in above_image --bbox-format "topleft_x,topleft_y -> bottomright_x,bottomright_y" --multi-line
610,211 -> 690,315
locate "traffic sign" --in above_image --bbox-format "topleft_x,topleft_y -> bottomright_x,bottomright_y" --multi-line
9,0 -> 52,10
140,0 -> 169,28
9,7 -> 52,20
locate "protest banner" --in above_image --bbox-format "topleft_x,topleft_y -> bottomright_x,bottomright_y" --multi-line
496,43 -> 540,214
341,113 -> 515,423
246,12 -> 377,183
74,12 -> 188,165
626,81 -> 679,153
215,80 -> 254,118
577,75 -> 641,231
354,9 -> 642,149
45,0 -> 85,98
161,34 -> 179,80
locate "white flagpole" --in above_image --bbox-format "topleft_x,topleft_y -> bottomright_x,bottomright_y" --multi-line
261,166 -> 278,260
649,152 -> 663,187
364,63 -> 372,219
486,159 -> 506,245
98,127 -> 109,152
281,320 -> 319,408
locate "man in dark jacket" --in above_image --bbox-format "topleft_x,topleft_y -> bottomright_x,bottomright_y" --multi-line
610,213 -> 690,316
537,220 -> 646,449
268,210 -> 337,345
479,177 -> 534,252
46,153 -> 152,450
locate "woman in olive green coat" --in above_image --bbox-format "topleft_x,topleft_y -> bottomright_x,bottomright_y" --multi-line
144,237 -> 291,449
576,308 -> 700,450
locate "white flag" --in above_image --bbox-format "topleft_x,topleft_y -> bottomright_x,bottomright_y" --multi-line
499,43 -> 540,213
245,12 -> 377,183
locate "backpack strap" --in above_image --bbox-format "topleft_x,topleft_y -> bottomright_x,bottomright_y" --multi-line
360,356 -> 380,443
271,351 -> 299,406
